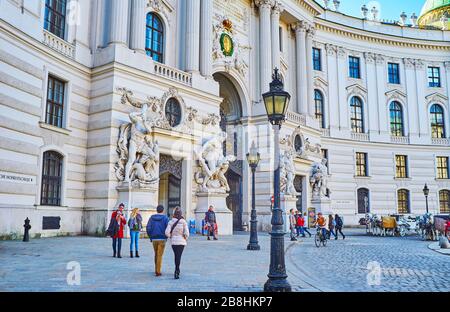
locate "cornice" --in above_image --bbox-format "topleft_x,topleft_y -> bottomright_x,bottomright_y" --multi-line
291,0 -> 324,16
315,18 -> 450,51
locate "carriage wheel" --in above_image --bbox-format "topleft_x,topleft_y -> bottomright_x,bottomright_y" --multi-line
399,226 -> 406,237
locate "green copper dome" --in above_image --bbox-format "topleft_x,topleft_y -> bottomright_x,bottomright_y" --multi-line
418,0 -> 450,28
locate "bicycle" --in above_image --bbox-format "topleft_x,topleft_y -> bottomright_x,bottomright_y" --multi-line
314,226 -> 328,247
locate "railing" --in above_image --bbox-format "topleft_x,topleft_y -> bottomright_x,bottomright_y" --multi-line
431,138 -> 450,146
390,136 -> 409,144
42,30 -> 75,59
351,132 -> 369,141
154,62 -> 192,86
321,128 -> 331,137
286,111 -> 306,126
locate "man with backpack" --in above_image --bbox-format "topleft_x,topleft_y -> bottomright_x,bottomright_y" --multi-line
205,205 -> 218,241
147,205 -> 169,276
335,214 -> 346,240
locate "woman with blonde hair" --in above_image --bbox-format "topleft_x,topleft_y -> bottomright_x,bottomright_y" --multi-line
165,207 -> 189,279
128,208 -> 143,258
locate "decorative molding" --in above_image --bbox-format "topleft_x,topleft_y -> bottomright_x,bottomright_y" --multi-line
385,89 -> 407,104
147,0 -> 171,25
425,92 -> 448,107
347,84 -> 368,102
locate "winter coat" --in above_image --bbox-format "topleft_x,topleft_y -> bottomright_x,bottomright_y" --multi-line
205,211 -> 217,224
289,214 -> 297,228
147,214 -> 169,241
165,218 -> 189,246
297,216 -> 305,227
111,211 -> 126,239
128,213 -> 143,232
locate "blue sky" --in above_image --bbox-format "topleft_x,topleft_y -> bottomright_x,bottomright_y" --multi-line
319,0 -> 425,21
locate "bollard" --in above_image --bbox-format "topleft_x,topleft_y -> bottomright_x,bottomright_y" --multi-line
23,218 -> 31,242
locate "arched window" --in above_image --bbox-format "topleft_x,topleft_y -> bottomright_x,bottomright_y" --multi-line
314,90 -> 325,128
357,188 -> 370,214
146,13 -> 164,63
165,98 -> 182,127
350,97 -> 364,133
430,104 -> 445,138
390,101 -> 404,137
41,151 -> 63,206
440,190 -> 450,214
44,0 -> 67,39
397,189 -> 410,214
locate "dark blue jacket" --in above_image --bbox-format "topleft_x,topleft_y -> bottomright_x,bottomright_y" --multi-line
146,214 -> 169,241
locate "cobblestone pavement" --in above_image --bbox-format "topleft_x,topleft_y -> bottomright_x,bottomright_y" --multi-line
288,230 -> 450,292
0,229 -> 448,292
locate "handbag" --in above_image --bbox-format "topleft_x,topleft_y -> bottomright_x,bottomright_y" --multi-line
106,217 -> 119,237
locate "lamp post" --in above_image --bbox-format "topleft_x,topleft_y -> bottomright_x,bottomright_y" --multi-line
262,68 -> 292,292
423,184 -> 430,214
247,141 -> 261,251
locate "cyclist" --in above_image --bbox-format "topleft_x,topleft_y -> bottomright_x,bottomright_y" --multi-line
313,212 -> 328,241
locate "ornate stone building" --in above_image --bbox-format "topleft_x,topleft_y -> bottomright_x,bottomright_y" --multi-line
0,0 -> 449,238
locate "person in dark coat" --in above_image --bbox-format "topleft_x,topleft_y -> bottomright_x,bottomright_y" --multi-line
204,205 -> 218,240
111,203 -> 127,258
147,205 -> 169,276
335,214 -> 346,240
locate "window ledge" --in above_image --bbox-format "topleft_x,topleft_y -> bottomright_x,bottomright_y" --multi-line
354,176 -> 371,179
394,177 -> 412,181
435,178 -> 450,182
34,205 -> 69,211
39,122 -> 71,136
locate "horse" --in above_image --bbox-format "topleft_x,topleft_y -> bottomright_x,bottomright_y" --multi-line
418,213 -> 438,241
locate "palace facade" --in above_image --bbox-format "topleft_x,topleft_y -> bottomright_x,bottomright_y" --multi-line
0,0 -> 449,238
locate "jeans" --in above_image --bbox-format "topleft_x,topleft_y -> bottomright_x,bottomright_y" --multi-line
303,227 -> 312,237
172,245 -> 185,273
320,227 -> 327,239
328,228 -> 337,239
296,226 -> 304,236
336,226 -> 346,239
130,231 -> 140,252
112,237 -> 122,254
152,240 -> 166,274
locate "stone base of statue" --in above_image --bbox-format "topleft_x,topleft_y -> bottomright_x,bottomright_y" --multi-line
116,182 -> 158,238
281,194 -> 298,233
195,192 -> 233,236
311,196 -> 332,215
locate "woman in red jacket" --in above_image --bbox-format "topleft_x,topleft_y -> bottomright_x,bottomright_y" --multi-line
111,203 -> 127,258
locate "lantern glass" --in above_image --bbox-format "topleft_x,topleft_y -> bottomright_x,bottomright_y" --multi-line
247,141 -> 260,167
423,184 -> 429,197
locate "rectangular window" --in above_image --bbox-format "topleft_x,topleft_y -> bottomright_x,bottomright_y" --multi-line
395,155 -> 408,178
349,56 -> 361,79
313,48 -> 322,71
428,67 -> 441,88
45,76 -> 65,128
279,27 -> 283,52
388,63 -> 400,84
437,156 -> 449,179
44,0 -> 67,39
356,152 -> 368,177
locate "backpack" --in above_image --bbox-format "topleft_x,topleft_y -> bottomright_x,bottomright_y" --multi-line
336,216 -> 343,227
128,217 -> 138,231
106,217 -> 119,237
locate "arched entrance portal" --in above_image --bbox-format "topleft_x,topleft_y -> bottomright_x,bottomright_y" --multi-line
213,73 -> 244,231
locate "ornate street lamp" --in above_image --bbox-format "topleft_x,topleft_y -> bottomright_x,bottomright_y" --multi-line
423,184 -> 430,214
247,141 -> 261,251
262,68 -> 292,292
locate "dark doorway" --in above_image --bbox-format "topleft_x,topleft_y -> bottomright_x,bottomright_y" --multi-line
294,176 -> 303,213
167,175 -> 181,217
357,188 -> 370,214
226,170 -> 243,231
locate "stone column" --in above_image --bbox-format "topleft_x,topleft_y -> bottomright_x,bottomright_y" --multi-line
414,60 -> 428,137
375,54 -> 388,138
326,44 -> 339,134
306,25 -> 315,117
271,2 -> 283,71
404,58 -> 419,141
200,0 -> 213,77
185,0 -> 201,72
293,21 -> 307,115
130,0 -> 147,53
336,47 -> 349,132
255,0 -> 275,93
109,0 -> 130,45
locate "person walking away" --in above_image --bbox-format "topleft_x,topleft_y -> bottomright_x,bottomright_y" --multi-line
328,214 -> 337,239
147,205 -> 169,276
166,207 -> 189,279
335,214 -> 346,240
111,203 -> 126,258
128,208 -> 143,258
205,205 -> 218,240
289,209 -> 297,241
302,212 -> 312,237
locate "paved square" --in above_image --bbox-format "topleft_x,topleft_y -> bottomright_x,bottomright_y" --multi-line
0,230 -> 448,292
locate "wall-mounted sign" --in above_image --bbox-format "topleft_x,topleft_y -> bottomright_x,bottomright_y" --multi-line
0,172 -> 35,184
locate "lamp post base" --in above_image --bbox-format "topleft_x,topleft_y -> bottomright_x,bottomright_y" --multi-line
263,278 -> 292,292
247,243 -> 261,251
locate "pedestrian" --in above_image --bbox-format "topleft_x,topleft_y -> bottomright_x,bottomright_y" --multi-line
328,214 -> 337,239
295,210 -> 303,237
289,209 -> 297,241
205,205 -> 218,241
147,205 -> 169,276
165,207 -> 189,279
302,212 -> 312,237
335,214 -> 346,240
444,219 -> 450,238
111,203 -> 126,258
128,208 -> 143,258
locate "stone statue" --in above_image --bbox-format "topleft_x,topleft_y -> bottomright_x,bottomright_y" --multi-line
310,159 -> 329,199
280,150 -> 297,196
195,132 -> 236,193
115,104 -> 160,187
